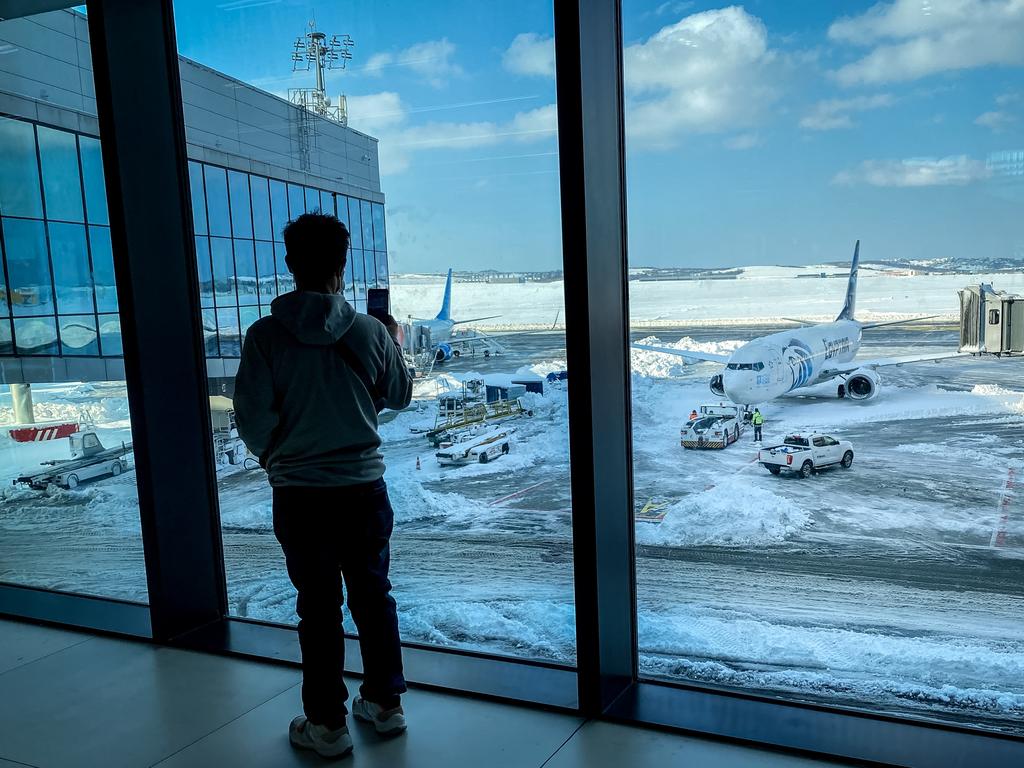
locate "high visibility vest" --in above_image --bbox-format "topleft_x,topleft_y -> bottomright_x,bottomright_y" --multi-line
752,413 -> 764,425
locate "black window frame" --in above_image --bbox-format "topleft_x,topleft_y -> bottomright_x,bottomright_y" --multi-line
0,2 -> 1020,766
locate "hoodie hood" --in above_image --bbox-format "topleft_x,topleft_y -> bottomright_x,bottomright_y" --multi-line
271,291 -> 356,346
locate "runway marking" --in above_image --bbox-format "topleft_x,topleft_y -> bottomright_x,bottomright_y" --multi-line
990,467 -> 1017,549
489,479 -> 550,507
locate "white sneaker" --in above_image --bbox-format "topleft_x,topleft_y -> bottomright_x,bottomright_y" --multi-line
289,715 -> 353,758
352,695 -> 407,736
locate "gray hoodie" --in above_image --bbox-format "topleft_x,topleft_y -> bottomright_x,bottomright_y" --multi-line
233,291 -> 413,487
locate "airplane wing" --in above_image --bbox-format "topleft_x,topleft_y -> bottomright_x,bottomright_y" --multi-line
861,315 -> 940,329
818,351 -> 969,379
452,315 -> 501,326
631,344 -> 731,364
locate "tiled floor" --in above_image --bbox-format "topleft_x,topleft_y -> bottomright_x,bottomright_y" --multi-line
0,618 -> 840,768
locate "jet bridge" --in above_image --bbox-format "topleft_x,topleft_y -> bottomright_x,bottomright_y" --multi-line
959,284 -> 1023,356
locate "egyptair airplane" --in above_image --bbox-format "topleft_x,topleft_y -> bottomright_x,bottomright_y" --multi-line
634,241 -> 964,405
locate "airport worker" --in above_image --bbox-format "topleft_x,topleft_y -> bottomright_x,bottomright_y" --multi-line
234,213 -> 413,759
690,409 -> 699,421
752,408 -> 764,442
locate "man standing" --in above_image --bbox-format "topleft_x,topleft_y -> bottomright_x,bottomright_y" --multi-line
234,213 -> 413,759
752,408 -> 764,442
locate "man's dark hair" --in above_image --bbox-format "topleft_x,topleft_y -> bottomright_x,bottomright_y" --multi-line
283,212 -> 349,286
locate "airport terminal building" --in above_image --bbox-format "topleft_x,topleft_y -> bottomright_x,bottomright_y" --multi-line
0,8 -> 387,387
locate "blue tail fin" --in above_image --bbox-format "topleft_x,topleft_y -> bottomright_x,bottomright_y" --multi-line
836,240 -> 859,321
435,268 -> 453,321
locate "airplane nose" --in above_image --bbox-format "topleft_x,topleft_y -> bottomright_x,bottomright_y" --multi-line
723,373 -> 754,404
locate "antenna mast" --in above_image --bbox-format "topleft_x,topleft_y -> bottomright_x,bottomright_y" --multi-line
288,17 -> 354,126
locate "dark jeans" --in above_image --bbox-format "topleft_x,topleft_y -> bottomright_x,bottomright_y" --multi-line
754,425 -> 763,441
273,478 -> 406,729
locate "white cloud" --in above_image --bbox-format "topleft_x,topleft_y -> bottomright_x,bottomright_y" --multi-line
723,133 -> 761,150
996,91 -> 1021,106
833,155 -> 992,187
503,33 -> 555,78
800,93 -> 894,130
829,0 -> 1024,86
623,6 -> 785,148
345,93 -> 556,175
975,110 -> 1016,131
362,39 -> 462,87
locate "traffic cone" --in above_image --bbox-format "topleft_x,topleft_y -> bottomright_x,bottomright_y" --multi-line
416,456 -> 421,471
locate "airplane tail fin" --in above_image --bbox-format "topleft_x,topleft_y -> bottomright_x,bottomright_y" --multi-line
836,240 -> 859,321
435,268 -> 453,322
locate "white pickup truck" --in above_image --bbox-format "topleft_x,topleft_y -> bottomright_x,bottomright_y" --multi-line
758,433 -> 854,478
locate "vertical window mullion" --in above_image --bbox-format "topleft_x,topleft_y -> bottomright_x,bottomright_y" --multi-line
33,124 -> 63,356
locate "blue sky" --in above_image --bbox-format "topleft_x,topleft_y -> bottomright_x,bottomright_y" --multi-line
173,0 -> 1024,272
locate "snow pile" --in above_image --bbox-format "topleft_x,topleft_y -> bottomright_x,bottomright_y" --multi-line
398,599 -> 576,661
638,607 -> 1024,718
636,476 -> 811,547
630,336 -> 743,378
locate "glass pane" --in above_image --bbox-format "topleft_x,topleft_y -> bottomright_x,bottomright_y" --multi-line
360,200 -> 373,254
2,218 -> 53,316
216,307 -> 240,356
90,225 -> 119,312
79,136 -> 108,225
228,170 -> 253,238
97,313 -> 122,356
202,308 -> 219,356
240,305 -> 259,337
188,160 -> 208,235
233,239 -> 257,306
173,0 -> 573,668
304,186 -> 319,213
195,236 -> 214,308
250,175 -> 272,240
255,241 -> 276,304
49,222 -> 94,314
275,241 -> 293,294
622,0 -> 1024,733
336,194 -> 351,232
319,190 -> 334,217
59,314 -> 99,356
210,237 -> 235,307
348,197 -> 362,249
0,116 -> 43,218
0,9 -> 144,607
0,319 -> 12,353
287,183 -> 305,218
13,316 -> 58,356
37,125 -> 84,223
204,165 -> 231,237
269,179 -> 288,241
375,251 -> 388,288
371,203 -> 386,251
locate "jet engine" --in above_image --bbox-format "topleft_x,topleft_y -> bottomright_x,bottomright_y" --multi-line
435,343 -> 453,362
845,369 -> 880,400
709,373 -> 725,397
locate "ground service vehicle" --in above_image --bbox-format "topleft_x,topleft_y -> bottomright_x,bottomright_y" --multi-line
436,427 -> 514,467
16,430 -> 132,490
759,433 -> 854,477
681,403 -> 748,449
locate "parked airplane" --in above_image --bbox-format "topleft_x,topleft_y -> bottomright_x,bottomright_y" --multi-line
409,269 -> 500,362
635,242 -> 963,405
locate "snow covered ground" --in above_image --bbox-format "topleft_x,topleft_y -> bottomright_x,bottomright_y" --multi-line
1,266 -> 1023,733
390,268 -> 1024,329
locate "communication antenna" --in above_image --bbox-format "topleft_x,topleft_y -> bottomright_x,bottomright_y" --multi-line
288,17 -> 353,125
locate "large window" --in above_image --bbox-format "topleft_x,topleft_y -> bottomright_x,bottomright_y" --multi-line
174,0 -> 574,666
623,0 -> 1024,733
0,9 -> 145,604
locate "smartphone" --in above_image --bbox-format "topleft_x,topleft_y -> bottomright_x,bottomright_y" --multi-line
367,288 -> 390,323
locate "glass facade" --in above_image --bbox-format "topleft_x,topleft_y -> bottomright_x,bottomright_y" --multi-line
0,113 -> 388,359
